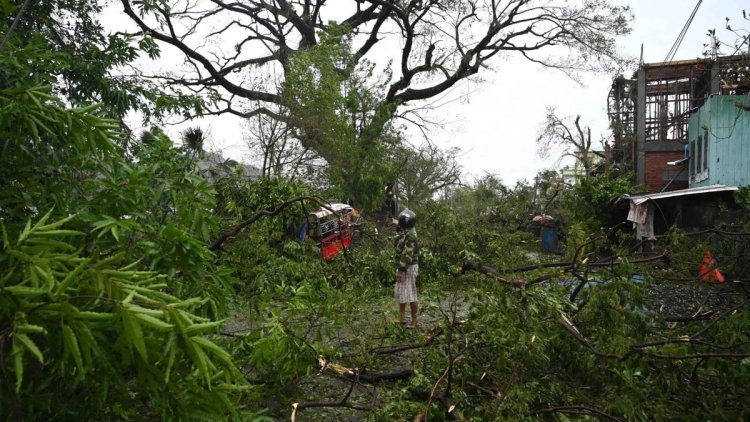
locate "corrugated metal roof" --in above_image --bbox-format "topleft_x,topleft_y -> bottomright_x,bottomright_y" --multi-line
624,184 -> 738,205
310,203 -> 352,218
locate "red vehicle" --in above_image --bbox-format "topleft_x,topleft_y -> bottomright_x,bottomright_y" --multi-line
300,203 -> 359,261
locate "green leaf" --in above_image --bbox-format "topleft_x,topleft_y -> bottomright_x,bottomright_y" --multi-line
187,338 -> 211,386
31,265 -> 54,291
34,229 -> 85,237
122,290 -> 136,305
37,212 -> 76,231
122,312 -> 147,361
16,323 -> 46,334
30,208 -> 55,231
1,221 -> 8,248
183,321 -> 223,336
18,219 -> 32,242
28,113 -> 54,136
74,311 -> 116,321
56,259 -> 89,294
15,333 -> 44,364
191,336 -> 235,371
26,115 -> 40,140
124,304 -> 165,317
13,343 -> 23,392
63,325 -> 84,378
164,333 -> 177,383
75,323 -> 98,367
134,313 -> 174,331
4,286 -> 49,297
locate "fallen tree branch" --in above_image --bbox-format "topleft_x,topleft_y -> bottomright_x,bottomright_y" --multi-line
531,405 -> 626,422
568,271 -> 590,302
209,196 -> 351,262
556,314 -> 622,359
662,311 -> 715,322
466,381 -> 500,398
494,261 -> 572,274
588,253 -> 667,267
370,327 -> 443,354
462,255 -> 668,283
317,357 -> 413,383
682,228 -> 750,237
291,370 -> 371,421
643,351 -> 750,360
460,263 -> 554,288
559,306 -> 750,362
210,195 -> 326,250
291,399 -> 371,415
691,299 -> 750,338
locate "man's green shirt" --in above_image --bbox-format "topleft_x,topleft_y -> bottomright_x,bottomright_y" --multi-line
395,227 -> 419,271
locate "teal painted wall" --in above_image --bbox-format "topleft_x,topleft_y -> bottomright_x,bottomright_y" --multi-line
688,95 -> 750,188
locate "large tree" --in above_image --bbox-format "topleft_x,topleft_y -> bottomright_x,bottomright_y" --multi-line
120,0 -> 631,195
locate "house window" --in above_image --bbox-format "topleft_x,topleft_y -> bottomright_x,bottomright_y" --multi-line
702,129 -> 709,172
689,139 -> 696,177
696,134 -> 702,177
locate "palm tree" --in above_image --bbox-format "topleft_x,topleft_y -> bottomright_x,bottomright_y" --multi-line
181,126 -> 205,160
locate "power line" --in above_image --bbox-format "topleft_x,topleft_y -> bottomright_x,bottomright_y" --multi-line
664,0 -> 703,63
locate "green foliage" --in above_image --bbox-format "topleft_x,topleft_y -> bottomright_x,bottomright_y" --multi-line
0,44 -> 246,418
0,212 -> 247,420
281,24 -> 396,209
283,25 -> 355,151
560,172 -> 633,258
561,172 -> 632,230
735,186 -> 750,210
241,279 -> 338,388
0,0 -> 204,120
213,177 -> 319,293
0,83 -> 119,222
84,134 -> 236,318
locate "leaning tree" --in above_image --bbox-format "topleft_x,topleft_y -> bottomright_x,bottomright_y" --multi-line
120,0 -> 631,205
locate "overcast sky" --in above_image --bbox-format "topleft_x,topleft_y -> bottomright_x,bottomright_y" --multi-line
426,0 -> 749,185
116,0 -> 748,186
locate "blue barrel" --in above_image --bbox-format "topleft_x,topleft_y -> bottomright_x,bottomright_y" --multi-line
541,227 -> 558,253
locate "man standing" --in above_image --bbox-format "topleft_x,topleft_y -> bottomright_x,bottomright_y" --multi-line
394,209 -> 419,328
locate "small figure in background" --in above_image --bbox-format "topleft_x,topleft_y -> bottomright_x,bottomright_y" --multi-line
394,209 -> 420,328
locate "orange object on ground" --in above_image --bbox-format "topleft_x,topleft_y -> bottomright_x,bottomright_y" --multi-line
699,250 -> 725,283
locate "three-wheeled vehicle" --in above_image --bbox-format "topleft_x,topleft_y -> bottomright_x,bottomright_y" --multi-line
298,203 -> 359,261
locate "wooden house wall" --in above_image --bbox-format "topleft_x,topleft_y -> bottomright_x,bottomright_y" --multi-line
689,95 -> 750,187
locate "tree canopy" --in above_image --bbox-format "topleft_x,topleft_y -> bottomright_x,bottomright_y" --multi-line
119,0 -> 632,202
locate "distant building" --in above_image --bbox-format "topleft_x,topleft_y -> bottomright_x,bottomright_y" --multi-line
608,54 -> 750,193
560,151 -> 605,186
561,166 -> 577,186
197,151 -> 261,181
612,53 -> 749,237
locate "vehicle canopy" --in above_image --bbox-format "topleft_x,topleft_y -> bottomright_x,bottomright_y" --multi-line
302,203 -> 359,260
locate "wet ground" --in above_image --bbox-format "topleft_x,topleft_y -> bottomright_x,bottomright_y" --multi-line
643,279 -> 744,318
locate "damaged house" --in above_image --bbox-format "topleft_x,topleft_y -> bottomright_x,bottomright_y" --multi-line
609,53 -> 750,237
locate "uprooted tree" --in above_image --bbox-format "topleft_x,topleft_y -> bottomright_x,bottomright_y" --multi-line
120,0 -> 632,205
